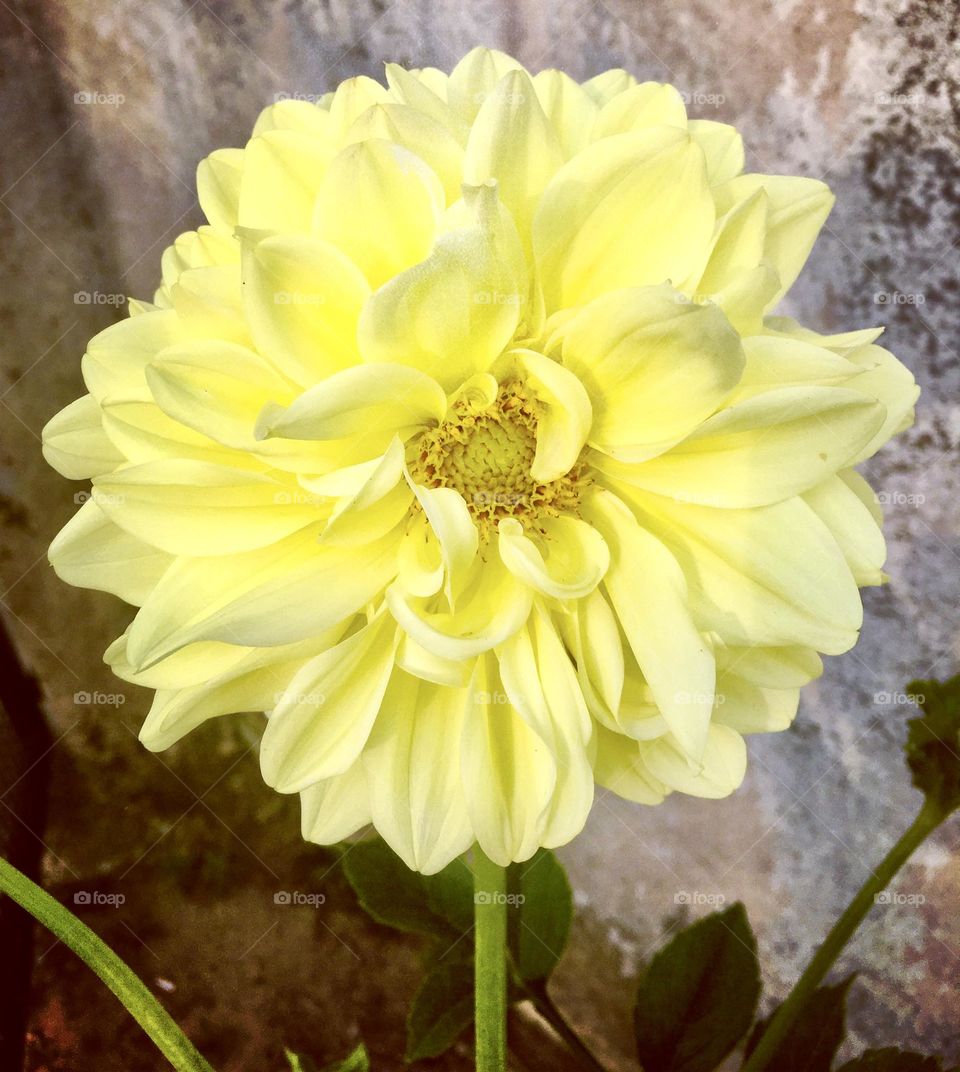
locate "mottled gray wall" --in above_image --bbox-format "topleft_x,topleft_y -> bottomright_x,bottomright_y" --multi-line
0,1 -> 956,1069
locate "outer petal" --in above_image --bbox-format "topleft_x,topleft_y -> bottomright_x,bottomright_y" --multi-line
593,725 -> 667,805
584,490 -> 715,762
560,284 -> 744,462
803,472 -> 887,586
531,69 -> 598,160
237,130 -> 336,232
687,120 -> 744,185
533,127 -> 714,310
48,499 -> 174,606
363,670 -> 474,874
622,486 -> 863,654
463,70 -> 564,250
300,761 -> 372,845
92,461 -> 323,556
641,723 -> 747,798
313,139 -> 445,288
197,148 -> 244,231
139,639 -> 329,751
260,613 -> 399,792
242,233 -> 370,384
600,386 -> 885,508
42,395 -> 124,479
715,174 -> 834,307
126,526 -> 398,669
461,652 -> 556,865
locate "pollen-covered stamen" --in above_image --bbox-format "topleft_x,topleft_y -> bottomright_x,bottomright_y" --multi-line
410,381 -> 589,536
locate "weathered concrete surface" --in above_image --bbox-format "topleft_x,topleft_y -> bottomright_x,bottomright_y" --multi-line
0,0 -> 957,1068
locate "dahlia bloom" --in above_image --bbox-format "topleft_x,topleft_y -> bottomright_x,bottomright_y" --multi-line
44,48 -> 918,872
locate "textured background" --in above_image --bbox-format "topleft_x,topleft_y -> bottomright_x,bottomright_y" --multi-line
0,0 -> 957,1069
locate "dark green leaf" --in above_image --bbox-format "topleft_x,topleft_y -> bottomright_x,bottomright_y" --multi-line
904,674 -> 960,816
744,976 -> 855,1072
633,902 -> 760,1072
838,1048 -> 943,1072
342,839 -> 473,937
406,950 -> 474,1061
508,849 -> 573,982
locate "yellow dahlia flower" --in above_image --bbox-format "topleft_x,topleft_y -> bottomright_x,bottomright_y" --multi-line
44,48 -> 918,873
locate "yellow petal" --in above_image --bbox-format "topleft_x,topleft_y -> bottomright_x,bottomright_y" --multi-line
560,284 -> 744,462
602,386 -> 885,507
585,490 -> 715,763
92,460 -> 322,555
314,139 -> 444,288
498,516 -> 608,600
358,182 -> 527,390
238,130 -> 336,232
49,499 -> 174,606
260,612 -> 399,792
803,473 -> 886,586
531,69 -> 598,160
623,487 -> 863,654
461,652 -> 556,865
42,394 -> 124,479
363,670 -> 474,874
241,233 -> 370,385
533,127 -> 714,310
592,725 -> 667,804
641,723 -> 746,798
463,70 -> 564,251
715,174 -> 834,307
687,120 -> 743,184
496,348 -> 592,481
300,761 -> 372,845
256,363 -> 446,444
196,148 -> 244,231
592,81 -> 687,138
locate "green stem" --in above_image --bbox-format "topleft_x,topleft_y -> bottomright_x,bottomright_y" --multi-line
740,798 -> 946,1072
474,847 -> 508,1072
0,856 -> 215,1072
525,981 -> 611,1072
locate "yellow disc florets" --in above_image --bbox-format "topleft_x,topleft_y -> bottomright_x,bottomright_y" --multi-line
411,381 -> 587,536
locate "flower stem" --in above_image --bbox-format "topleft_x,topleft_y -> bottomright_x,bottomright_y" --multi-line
0,855 -> 215,1071
740,798 -> 946,1072
474,847 -> 508,1072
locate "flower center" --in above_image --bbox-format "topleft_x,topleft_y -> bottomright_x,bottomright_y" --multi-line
411,381 -> 588,536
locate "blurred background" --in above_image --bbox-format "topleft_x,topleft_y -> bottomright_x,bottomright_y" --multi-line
0,0 -> 957,1068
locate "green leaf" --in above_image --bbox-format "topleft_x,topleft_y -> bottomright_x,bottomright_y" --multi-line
904,674 -> 960,816
323,1044 -> 369,1072
744,977 -> 855,1072
285,1050 -> 319,1072
342,839 -> 473,937
508,849 -> 573,982
633,902 -> 761,1072
406,950 -> 474,1061
838,1049 -> 943,1072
